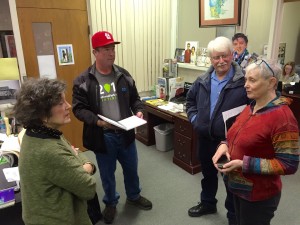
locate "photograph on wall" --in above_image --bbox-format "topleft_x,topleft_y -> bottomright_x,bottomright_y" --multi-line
263,43 -> 286,66
56,44 -> 75,66
4,35 -> 17,57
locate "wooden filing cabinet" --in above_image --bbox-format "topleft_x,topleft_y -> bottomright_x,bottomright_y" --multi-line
173,117 -> 201,174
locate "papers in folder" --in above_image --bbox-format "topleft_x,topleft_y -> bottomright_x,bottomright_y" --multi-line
222,105 -> 246,137
98,115 -> 147,131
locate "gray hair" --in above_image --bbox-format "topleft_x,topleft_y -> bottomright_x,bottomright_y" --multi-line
207,36 -> 233,57
245,59 -> 282,81
13,78 -> 67,127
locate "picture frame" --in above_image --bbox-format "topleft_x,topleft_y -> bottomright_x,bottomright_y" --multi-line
4,35 -> 17,57
0,30 -> 13,58
174,48 -> 185,63
56,44 -> 75,66
184,41 -> 199,64
199,0 -> 241,27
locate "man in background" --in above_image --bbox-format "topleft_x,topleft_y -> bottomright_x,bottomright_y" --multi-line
72,31 -> 152,224
232,33 -> 250,70
186,36 -> 249,225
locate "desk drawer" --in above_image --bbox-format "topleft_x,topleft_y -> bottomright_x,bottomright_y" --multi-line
174,132 -> 192,165
146,105 -> 173,122
174,117 -> 193,137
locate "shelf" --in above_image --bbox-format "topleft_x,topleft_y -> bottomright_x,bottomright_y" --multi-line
177,63 -> 208,71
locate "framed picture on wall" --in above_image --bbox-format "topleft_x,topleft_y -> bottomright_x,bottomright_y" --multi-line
0,30 -> 14,58
199,0 -> 241,27
4,35 -> 17,57
56,44 -> 75,66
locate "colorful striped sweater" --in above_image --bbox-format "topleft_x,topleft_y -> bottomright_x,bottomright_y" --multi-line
226,96 -> 299,201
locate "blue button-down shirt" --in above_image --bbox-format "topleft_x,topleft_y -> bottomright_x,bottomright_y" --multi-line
210,65 -> 234,118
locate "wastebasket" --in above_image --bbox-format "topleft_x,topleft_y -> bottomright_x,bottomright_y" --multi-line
153,123 -> 174,151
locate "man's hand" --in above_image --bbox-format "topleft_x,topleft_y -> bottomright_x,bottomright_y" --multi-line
96,120 -> 119,129
136,111 -> 143,119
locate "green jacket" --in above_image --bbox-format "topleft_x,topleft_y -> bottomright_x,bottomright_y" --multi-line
19,132 -> 96,225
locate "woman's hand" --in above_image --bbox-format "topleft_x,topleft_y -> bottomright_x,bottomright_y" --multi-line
217,159 -> 243,173
83,162 -> 95,175
212,142 -> 230,172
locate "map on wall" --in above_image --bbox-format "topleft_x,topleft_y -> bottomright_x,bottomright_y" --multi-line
205,0 -> 234,20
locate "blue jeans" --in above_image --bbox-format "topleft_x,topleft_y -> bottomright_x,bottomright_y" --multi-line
95,132 -> 141,206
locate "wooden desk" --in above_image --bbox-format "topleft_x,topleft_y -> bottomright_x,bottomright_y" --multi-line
282,92 -> 300,129
135,102 -> 201,174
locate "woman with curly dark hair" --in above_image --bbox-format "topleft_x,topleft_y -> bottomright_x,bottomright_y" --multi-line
14,78 -> 97,225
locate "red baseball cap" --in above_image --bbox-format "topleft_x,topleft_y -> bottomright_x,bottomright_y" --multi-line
91,31 -> 121,49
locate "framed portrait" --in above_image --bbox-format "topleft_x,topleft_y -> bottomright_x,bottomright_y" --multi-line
174,48 -> 185,63
56,44 -> 75,66
0,30 -> 13,58
4,35 -> 17,57
199,0 -> 241,27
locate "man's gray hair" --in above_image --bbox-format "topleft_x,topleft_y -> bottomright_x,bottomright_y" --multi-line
207,36 -> 233,57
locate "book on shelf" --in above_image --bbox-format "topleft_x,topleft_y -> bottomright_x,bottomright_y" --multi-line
98,115 -> 147,131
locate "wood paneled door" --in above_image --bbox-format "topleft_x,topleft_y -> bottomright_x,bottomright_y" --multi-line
16,0 -> 92,150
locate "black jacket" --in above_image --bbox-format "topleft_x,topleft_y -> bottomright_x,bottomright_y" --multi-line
186,61 -> 250,141
72,63 -> 144,153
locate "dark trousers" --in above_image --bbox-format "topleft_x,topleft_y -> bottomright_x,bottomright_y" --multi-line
198,138 -> 236,222
87,193 -> 102,225
233,192 -> 281,225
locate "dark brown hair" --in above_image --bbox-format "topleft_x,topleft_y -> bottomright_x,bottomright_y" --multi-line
13,78 -> 66,127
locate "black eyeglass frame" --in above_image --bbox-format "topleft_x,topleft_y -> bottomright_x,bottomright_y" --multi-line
255,59 -> 275,77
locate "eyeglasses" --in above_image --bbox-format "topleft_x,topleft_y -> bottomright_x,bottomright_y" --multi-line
211,54 -> 229,61
255,59 -> 275,77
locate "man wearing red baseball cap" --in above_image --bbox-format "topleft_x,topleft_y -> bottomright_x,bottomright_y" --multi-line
72,31 -> 152,224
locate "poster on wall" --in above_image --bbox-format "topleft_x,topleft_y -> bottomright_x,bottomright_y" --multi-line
0,58 -> 20,105
56,44 -> 75,66
263,43 -> 286,66
4,35 -> 17,58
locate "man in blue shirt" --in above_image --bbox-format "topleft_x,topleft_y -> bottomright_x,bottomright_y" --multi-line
186,36 -> 249,225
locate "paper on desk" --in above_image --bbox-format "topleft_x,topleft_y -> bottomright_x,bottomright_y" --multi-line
158,102 -> 184,113
222,105 -> 246,137
2,167 -> 20,182
0,135 -> 20,152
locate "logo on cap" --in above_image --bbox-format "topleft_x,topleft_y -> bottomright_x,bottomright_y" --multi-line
105,33 -> 112,40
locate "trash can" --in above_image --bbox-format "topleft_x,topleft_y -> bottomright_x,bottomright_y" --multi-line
153,123 -> 174,151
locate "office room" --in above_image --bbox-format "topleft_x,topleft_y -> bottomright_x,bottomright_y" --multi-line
0,0 -> 300,224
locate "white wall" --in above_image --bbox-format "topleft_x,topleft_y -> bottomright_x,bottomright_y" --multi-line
177,0 -> 216,50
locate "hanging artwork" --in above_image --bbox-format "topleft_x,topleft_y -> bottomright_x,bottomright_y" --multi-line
56,44 -> 75,66
199,0 -> 241,27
